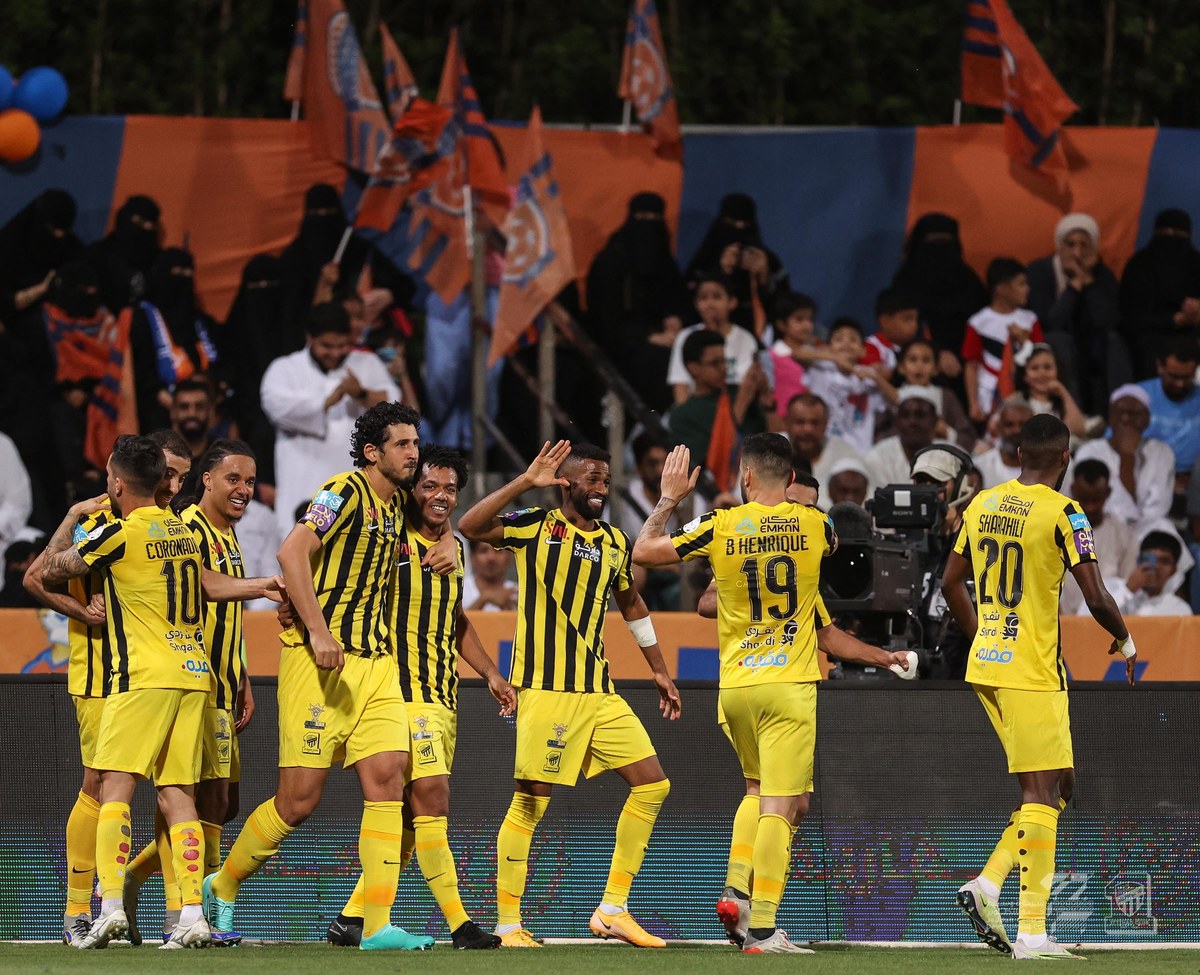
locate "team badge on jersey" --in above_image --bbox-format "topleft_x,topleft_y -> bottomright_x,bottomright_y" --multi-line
416,740 -> 437,765
544,724 -> 569,773
314,490 -> 345,511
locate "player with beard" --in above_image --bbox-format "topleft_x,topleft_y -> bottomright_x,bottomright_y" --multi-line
37,434 -> 284,949
459,442 -> 681,949
203,403 -> 456,951
123,439 -> 259,946
327,445 -> 516,950
23,431 -> 191,944
942,414 -> 1135,960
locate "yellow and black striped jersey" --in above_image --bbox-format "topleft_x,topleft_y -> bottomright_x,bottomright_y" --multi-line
282,470 -> 403,658
76,505 -> 211,693
392,527 -> 465,709
498,507 -> 633,693
672,501 -> 834,687
954,480 -> 1098,691
67,506 -> 113,698
181,504 -> 245,710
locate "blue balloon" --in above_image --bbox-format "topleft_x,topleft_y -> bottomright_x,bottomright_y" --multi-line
0,67 -> 13,111
13,66 -> 68,122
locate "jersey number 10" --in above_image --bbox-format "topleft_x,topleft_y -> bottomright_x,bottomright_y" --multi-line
161,560 -> 202,626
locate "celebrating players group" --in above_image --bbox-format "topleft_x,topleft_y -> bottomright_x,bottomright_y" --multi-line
29,402 -> 1137,958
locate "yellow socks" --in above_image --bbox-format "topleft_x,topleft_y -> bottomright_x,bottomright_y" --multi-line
65,791 -> 100,917
602,779 -> 670,908
126,840 -> 159,884
725,794 -> 760,895
340,823 -> 414,921
496,793 -> 549,926
980,809 -> 1020,892
414,815 -> 468,931
211,797 -> 294,902
360,800 -> 404,938
169,821 -> 204,906
158,815 -> 181,912
748,813 -> 792,930
1016,803 -> 1059,939
95,802 -> 131,904
201,821 -> 222,876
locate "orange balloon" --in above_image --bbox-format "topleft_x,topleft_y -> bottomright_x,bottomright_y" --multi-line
0,108 -> 41,163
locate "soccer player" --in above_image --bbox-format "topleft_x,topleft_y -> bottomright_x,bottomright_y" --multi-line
203,403 -> 455,951
39,434 -> 282,949
23,431 -> 192,945
326,445 -> 517,950
123,439 -> 259,946
941,413 -> 1136,961
458,441 -> 682,949
633,434 -> 858,952
690,472 -> 913,947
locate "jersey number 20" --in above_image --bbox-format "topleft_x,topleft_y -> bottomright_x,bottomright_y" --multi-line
976,538 -> 1024,609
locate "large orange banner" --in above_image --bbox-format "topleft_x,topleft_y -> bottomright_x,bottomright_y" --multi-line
3,609 -> 1194,683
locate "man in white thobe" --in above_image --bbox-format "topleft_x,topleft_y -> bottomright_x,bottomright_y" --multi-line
260,302 -> 399,538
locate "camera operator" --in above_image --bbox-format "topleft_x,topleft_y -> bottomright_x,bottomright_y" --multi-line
821,444 -> 977,679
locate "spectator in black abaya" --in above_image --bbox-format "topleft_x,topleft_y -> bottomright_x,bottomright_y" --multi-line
128,248 -> 219,433
1119,208 -> 1200,379
220,254 -> 285,492
1026,213 -> 1128,417
0,189 -> 83,327
85,194 -> 162,313
891,212 -> 987,385
684,193 -> 789,338
585,192 -> 689,414
278,183 -> 371,353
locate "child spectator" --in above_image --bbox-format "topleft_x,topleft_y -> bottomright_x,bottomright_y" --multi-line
668,330 -> 766,471
862,288 -> 921,379
1015,343 -> 1088,437
1108,531 -> 1193,616
767,291 -> 834,419
892,338 -> 975,448
963,258 -> 1044,424
668,272 -> 760,404
803,317 -> 897,454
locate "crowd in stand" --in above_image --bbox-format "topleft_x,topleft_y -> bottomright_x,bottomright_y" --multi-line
1,184 -> 1198,618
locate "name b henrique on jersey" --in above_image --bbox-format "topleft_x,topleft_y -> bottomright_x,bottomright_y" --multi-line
722,512 -> 820,557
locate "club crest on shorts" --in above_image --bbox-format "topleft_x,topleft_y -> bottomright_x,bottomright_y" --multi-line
416,740 -> 437,765
546,723 -> 568,749
302,732 -> 321,756
305,704 -> 327,730
412,713 -> 433,741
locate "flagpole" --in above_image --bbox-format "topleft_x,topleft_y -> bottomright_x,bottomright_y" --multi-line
469,209 -> 488,500
621,99 -> 632,133
953,98 -> 962,126
291,100 -> 300,121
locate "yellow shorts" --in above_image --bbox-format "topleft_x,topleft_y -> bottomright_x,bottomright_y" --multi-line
278,645 -> 408,769
973,684 -> 1073,774
514,689 -> 656,786
406,701 -> 457,781
719,682 -> 817,797
73,694 -> 105,769
92,688 -> 206,786
199,707 -> 241,783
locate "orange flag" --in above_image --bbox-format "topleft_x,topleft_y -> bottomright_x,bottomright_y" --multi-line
379,22 -> 418,122
356,99 -> 459,233
618,0 -> 682,161
83,309 -> 137,471
283,0 -> 307,103
292,0 -> 390,172
959,0 -> 1078,182
489,107 -> 576,366
705,391 -> 739,494
436,28 -> 509,226
404,147 -> 472,304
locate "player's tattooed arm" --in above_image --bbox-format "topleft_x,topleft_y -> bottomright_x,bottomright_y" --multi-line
23,550 -> 105,624
41,546 -> 91,585
636,444 -> 701,552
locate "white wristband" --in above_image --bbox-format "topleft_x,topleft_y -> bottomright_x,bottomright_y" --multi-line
627,616 -> 658,648
1118,635 -> 1137,660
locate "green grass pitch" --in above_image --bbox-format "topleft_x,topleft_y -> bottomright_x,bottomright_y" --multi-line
2,943 -> 1199,974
